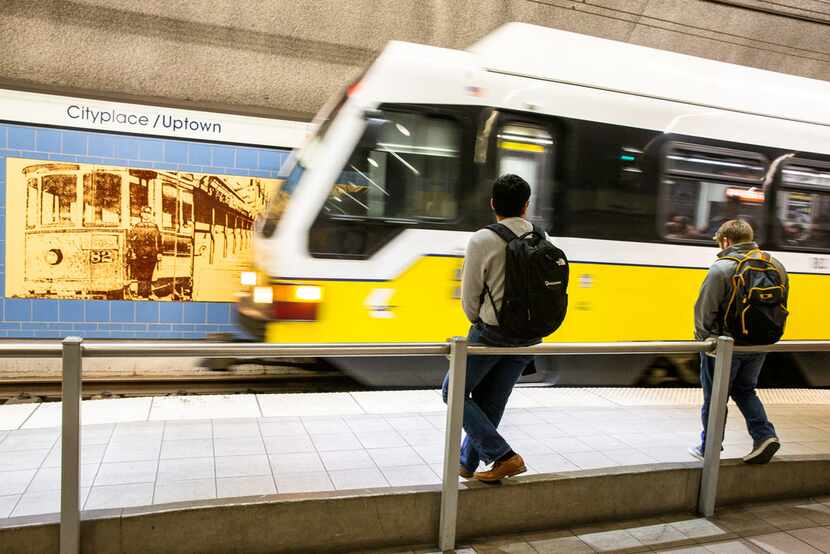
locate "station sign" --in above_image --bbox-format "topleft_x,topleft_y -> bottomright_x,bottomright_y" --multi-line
0,88 -> 310,148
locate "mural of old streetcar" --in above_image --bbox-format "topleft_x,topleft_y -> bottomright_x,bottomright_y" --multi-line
13,161 -> 272,301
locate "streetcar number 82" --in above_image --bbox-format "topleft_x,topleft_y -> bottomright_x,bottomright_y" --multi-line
90,250 -> 114,263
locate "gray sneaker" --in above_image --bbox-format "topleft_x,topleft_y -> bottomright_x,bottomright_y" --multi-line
743,437 -> 780,464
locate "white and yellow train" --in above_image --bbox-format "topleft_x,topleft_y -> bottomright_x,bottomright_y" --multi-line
238,23 -> 830,387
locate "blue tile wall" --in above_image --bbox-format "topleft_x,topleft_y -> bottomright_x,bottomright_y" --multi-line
36,130 -> 61,152
236,148 -> 258,169
8,127 -> 35,150
59,301 -> 84,322
164,141 -> 187,163
188,144 -> 211,165
0,122 -> 289,339
61,132 -> 87,155
84,301 -> 109,322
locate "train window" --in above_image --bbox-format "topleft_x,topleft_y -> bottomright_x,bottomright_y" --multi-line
83,172 -> 121,226
162,184 -> 179,230
181,190 -> 194,230
129,179 -> 151,223
40,174 -> 77,226
776,159 -> 830,251
496,123 -> 554,224
26,178 -> 38,228
781,160 -> 830,190
322,110 -> 460,221
665,143 -> 766,183
660,142 -> 767,242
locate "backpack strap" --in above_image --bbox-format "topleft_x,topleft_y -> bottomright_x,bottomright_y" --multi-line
481,223 -> 516,328
486,223 -> 516,243
516,223 -> 546,241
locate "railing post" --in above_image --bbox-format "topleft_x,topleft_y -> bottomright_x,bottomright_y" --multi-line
438,336 -> 468,552
698,335 -> 734,517
61,337 -> 83,554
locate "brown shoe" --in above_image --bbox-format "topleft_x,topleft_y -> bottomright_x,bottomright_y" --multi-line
459,468 -> 474,479
473,454 -> 526,482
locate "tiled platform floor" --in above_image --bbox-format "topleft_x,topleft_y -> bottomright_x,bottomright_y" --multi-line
1,388 -> 829,521
362,496 -> 830,553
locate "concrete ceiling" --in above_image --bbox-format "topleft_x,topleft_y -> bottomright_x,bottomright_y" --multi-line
1,0 -> 828,120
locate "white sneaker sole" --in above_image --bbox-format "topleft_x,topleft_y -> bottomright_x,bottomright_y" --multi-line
743,437 -> 780,464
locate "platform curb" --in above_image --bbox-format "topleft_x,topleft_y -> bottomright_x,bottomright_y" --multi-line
1,456 -> 828,553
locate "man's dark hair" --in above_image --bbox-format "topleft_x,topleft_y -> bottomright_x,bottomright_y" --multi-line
491,174 -> 531,217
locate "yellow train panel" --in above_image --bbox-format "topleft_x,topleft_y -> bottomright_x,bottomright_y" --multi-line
265,257 -> 827,343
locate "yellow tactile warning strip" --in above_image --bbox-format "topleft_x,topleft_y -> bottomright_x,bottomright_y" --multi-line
518,388 -> 830,407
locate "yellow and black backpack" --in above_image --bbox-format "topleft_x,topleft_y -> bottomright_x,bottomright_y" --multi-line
723,250 -> 788,346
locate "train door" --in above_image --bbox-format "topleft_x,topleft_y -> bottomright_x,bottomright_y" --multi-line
486,117 -> 558,383
492,118 -> 556,228
159,181 -> 195,299
83,169 -> 124,297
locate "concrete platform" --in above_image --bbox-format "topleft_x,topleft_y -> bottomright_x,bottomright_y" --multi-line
1,387 -> 829,523
1,457 -> 829,553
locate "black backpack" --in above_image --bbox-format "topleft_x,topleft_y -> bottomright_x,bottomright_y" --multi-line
484,223 -> 569,340
722,249 -> 788,346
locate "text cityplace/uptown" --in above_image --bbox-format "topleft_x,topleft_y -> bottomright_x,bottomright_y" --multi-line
66,105 -> 222,134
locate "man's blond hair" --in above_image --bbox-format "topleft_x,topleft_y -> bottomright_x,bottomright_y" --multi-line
715,219 -> 754,245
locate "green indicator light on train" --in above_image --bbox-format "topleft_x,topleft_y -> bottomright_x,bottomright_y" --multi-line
620,154 -> 636,161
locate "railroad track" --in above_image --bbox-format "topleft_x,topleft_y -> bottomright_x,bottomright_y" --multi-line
0,364 -> 365,403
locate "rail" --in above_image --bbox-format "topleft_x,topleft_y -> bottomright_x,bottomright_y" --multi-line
3,337 -> 830,553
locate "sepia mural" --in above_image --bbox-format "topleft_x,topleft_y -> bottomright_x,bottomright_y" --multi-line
6,158 -> 280,302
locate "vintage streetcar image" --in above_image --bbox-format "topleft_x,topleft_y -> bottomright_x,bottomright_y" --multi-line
6,158 -> 280,302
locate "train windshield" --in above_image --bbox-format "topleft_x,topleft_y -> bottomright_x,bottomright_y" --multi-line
40,174 -> 77,226
258,89 -> 341,239
83,172 -> 122,226
323,110 -> 460,221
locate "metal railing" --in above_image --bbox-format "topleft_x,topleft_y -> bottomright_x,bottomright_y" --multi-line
4,337 -> 830,553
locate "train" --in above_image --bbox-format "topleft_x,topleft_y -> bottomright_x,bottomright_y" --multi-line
236,23 -> 830,387
21,162 -> 263,301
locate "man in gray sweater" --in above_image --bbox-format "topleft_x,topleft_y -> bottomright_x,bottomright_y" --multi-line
441,174 -> 539,483
691,219 -> 785,464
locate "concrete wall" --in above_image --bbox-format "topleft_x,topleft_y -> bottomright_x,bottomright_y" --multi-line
2,0 -> 829,120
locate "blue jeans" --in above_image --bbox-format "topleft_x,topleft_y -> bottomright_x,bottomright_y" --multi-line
699,352 -> 776,450
441,324 -> 533,471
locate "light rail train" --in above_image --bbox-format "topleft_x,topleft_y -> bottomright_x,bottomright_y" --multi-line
238,23 -> 830,387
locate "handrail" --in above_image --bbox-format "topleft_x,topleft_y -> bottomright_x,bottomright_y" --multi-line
468,340 -> 715,356
80,341 -> 450,358
735,341 -> 830,353
0,336 -> 822,553
0,342 -> 63,357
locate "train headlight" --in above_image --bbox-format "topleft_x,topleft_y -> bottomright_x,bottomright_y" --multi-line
271,284 -> 322,321
294,286 -> 322,302
45,249 -> 63,265
253,286 -> 273,304
240,271 -> 257,286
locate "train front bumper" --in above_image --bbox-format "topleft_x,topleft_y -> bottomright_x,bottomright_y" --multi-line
236,271 -> 324,342
235,291 -> 269,340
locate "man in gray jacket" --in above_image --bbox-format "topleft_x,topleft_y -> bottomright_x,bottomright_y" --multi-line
441,174 -> 538,482
691,219 -> 786,464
